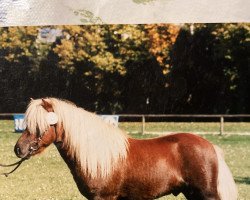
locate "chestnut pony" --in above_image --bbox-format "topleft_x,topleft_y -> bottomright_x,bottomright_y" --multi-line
14,98 -> 237,200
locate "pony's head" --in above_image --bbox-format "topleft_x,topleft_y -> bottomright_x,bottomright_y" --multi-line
14,98 -> 62,158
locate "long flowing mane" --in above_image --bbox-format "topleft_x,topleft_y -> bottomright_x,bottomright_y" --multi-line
24,98 -> 128,178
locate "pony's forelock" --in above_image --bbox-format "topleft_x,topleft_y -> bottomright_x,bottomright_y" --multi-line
24,98 -> 128,178
24,99 -> 50,135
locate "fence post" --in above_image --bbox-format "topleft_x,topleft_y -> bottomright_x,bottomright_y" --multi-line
220,116 -> 224,135
142,115 -> 145,135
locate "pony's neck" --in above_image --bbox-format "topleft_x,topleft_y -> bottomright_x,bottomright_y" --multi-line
55,142 -> 79,173
51,99 -> 128,178
54,142 -> 92,197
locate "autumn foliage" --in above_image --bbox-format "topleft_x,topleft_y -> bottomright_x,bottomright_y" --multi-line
0,24 -> 249,114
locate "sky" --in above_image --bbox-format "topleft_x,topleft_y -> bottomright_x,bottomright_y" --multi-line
0,0 -> 250,26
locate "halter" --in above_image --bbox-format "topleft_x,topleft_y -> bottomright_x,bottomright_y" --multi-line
0,124 -> 60,177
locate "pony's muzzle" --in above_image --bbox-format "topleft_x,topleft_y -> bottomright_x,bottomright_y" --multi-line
14,144 -> 30,158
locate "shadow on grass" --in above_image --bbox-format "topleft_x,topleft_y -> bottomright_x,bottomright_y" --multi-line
235,176 -> 250,185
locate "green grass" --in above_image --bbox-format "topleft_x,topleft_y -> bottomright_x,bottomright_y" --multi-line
0,120 -> 250,200
119,122 -> 250,134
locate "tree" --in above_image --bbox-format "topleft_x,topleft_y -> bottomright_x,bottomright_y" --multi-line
103,24 -> 177,113
0,27 -> 38,112
1,24 -> 248,114
168,23 -> 250,114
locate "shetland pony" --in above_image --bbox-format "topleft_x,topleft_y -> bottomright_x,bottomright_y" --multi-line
14,98 -> 237,200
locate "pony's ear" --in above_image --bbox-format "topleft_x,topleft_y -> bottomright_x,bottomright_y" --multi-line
41,98 -> 53,112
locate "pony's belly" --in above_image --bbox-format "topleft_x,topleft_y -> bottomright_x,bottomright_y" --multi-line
121,160 -> 183,198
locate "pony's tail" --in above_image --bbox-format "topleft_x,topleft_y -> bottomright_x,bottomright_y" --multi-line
213,145 -> 238,200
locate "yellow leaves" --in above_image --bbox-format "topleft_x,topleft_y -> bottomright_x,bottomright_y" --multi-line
63,25 -> 82,35
0,24 -> 180,76
163,68 -> 170,75
52,25 -> 127,74
146,24 -> 180,54
0,26 -> 38,62
53,38 -> 89,70
84,71 -> 93,76
76,50 -> 90,61
112,25 -> 146,45
145,24 -> 180,73
1,32 -> 8,41
4,54 -> 15,62
25,27 -> 38,36
91,52 -> 126,75
55,39 -> 74,58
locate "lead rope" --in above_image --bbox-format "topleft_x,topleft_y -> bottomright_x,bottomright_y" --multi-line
0,153 -> 31,177
0,160 -> 24,177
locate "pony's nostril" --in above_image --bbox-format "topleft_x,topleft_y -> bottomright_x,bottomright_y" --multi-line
15,146 -> 21,156
16,147 -> 20,154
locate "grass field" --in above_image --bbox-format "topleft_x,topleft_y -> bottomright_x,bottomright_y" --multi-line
0,120 -> 250,200
119,122 -> 250,135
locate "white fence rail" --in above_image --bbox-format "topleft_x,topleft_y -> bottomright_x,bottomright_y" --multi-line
1,113 -> 250,135
118,114 -> 250,135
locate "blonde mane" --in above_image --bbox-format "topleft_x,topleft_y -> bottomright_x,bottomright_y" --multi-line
24,98 -> 129,178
